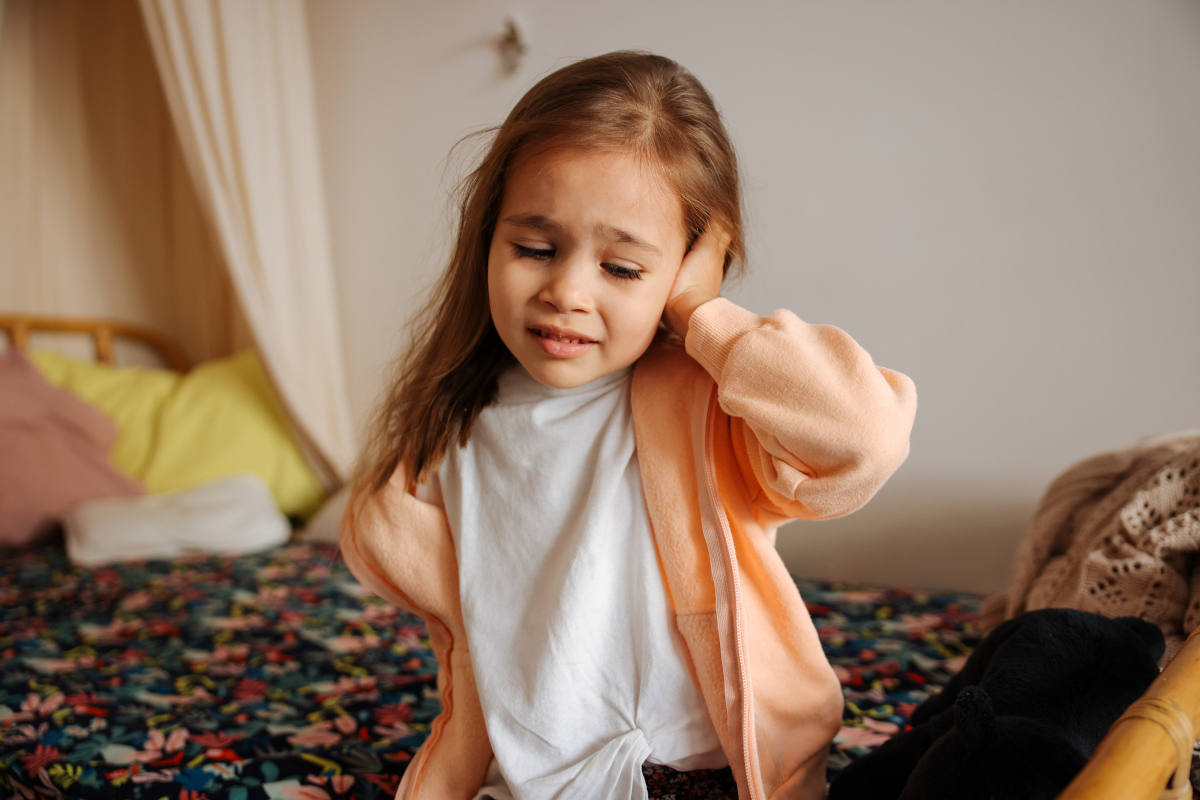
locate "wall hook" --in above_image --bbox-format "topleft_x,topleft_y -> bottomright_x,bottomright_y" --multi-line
496,18 -> 526,77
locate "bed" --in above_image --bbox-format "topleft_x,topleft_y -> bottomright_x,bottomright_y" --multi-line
1,315 -> 1196,800
0,542 -> 982,799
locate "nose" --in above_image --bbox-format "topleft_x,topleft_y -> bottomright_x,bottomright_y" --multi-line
538,257 -> 593,314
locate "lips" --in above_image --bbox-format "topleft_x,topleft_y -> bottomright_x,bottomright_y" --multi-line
528,325 -> 597,358
529,325 -> 596,344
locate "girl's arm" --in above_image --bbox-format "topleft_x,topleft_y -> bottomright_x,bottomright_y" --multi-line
685,296 -> 917,521
665,229 -> 916,522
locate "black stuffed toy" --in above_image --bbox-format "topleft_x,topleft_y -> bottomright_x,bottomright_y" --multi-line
828,608 -> 1165,800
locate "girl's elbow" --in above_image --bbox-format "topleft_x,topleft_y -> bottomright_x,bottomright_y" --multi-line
854,415 -> 913,495
879,367 -> 918,437
796,432 -> 911,519
861,368 -> 917,476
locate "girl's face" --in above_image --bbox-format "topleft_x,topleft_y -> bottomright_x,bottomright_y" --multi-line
488,147 -> 689,389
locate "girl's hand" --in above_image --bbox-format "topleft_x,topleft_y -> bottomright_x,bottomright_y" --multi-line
663,226 -> 731,337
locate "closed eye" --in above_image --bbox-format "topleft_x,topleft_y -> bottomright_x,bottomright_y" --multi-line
604,264 -> 642,281
513,243 -> 641,280
513,243 -> 553,260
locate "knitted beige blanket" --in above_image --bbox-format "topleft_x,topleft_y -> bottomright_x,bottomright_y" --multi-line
982,431 -> 1200,665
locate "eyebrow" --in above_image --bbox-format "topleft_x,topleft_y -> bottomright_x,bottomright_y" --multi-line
501,214 -> 663,257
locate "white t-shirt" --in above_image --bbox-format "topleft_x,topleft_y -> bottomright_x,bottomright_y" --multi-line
437,363 -> 725,800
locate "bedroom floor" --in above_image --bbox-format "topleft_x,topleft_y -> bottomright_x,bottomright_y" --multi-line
0,543 -> 982,799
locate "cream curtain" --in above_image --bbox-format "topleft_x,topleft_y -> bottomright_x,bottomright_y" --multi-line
0,0 -> 242,365
138,0 -> 354,483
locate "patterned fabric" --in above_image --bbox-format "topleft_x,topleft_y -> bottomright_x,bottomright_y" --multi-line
1,544 -> 982,799
798,579 -> 981,779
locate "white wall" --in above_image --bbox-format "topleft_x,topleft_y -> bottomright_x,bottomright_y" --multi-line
306,0 -> 1200,593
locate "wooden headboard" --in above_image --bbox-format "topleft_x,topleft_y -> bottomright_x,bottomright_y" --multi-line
0,314 -> 191,372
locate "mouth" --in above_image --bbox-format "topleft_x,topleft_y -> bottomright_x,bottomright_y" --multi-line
529,325 -> 596,344
527,325 -> 598,358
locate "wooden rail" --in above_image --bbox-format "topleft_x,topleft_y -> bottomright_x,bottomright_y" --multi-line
0,314 -> 190,372
1057,627 -> 1200,800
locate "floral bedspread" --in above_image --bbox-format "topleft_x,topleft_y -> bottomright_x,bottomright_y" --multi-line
0,544 -> 981,799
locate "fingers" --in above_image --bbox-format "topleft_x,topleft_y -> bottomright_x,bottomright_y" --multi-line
679,224 -> 731,288
689,224 -> 733,257
664,224 -> 731,337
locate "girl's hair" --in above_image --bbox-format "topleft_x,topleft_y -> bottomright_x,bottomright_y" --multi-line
360,50 -> 745,489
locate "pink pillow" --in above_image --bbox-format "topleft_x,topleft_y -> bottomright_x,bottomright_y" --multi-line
0,348 -> 144,546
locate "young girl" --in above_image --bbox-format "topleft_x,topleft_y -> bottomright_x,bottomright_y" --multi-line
341,51 -> 917,800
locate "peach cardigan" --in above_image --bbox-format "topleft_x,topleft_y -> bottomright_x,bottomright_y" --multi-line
340,298 -> 918,800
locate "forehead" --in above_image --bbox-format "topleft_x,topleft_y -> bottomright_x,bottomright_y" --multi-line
500,147 -> 685,244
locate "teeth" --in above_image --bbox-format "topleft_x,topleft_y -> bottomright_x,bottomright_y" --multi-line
536,329 -> 587,344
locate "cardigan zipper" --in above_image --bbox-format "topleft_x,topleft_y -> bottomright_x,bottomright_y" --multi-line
692,383 -> 761,800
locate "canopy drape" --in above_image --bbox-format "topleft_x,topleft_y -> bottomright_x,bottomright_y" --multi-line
138,0 -> 355,484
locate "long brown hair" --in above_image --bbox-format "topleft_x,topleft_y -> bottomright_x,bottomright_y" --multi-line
360,51 -> 746,489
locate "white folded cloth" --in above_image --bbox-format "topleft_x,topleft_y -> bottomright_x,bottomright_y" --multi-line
64,473 -> 290,566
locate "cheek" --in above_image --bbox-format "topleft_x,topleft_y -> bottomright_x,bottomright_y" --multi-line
639,273 -> 678,335
486,253 -> 516,324
640,271 -> 678,319
610,285 -> 671,347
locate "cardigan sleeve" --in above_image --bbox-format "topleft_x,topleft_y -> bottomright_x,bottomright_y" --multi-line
684,298 -> 917,521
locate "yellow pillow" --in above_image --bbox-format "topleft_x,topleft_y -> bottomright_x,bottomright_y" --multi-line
30,350 -> 179,479
141,351 -> 325,518
31,349 -> 325,519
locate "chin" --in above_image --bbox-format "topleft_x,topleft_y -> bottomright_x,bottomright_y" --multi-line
517,348 -> 624,388
523,361 -> 594,389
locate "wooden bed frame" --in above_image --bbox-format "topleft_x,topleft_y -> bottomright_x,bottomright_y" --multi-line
1059,627 -> 1200,799
0,313 -> 191,371
2,313 -> 1195,798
